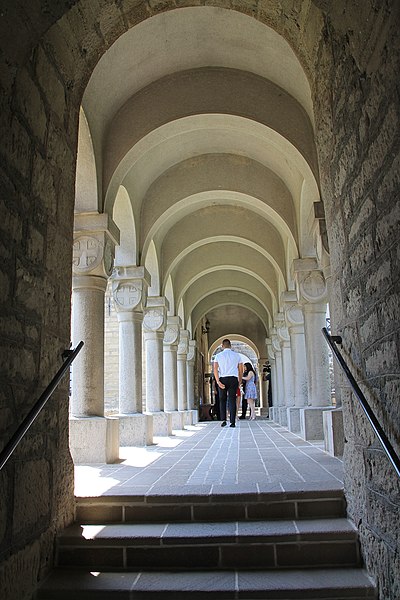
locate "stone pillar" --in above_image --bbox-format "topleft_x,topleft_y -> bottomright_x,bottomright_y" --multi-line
187,340 -> 199,425
70,213 -> 120,464
294,259 -> 332,440
177,330 -> 189,419
271,331 -> 284,423
276,314 -> 293,427
258,358 -> 269,418
163,316 -> 183,431
266,338 -> 277,421
143,297 -> 171,436
283,293 -> 309,433
322,262 -> 344,456
112,266 -> 152,446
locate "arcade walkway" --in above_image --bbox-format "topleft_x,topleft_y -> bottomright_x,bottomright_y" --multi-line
75,420 -> 344,498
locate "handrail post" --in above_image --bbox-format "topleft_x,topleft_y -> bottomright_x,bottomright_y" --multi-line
322,327 -> 400,479
0,341 -> 84,471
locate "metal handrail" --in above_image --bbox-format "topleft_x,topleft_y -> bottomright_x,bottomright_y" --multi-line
0,341 -> 84,471
322,327 -> 400,478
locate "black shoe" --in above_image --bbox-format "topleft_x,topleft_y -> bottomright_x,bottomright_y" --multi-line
230,423 -> 236,428
239,416 -> 246,420
221,421 -> 227,427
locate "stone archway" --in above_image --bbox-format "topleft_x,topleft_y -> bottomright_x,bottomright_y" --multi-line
1,2 -> 399,599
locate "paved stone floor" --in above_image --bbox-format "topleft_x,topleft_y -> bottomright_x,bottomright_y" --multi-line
74,420 -> 344,497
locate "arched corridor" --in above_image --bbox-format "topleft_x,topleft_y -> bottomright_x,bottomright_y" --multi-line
0,2 -> 399,599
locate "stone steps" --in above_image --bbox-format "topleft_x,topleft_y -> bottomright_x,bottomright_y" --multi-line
74,488 -> 347,524
57,518 -> 360,570
37,490 -> 377,599
38,567 -> 376,599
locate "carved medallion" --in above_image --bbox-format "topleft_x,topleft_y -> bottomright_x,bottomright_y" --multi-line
114,282 -> 142,310
164,325 -> 179,344
143,308 -> 164,331
301,272 -> 326,302
72,236 -> 102,273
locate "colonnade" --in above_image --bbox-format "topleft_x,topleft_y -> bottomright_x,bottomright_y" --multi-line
266,258 -> 343,450
69,215 -> 198,464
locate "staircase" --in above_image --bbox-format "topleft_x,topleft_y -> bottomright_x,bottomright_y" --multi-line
38,488 -> 376,599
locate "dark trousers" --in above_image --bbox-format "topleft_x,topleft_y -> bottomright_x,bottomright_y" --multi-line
219,376 -> 238,425
241,397 -> 248,418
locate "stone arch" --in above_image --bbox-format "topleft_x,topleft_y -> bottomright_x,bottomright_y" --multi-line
75,108 -> 99,212
113,185 -> 137,266
144,240 -> 160,297
164,275 -> 175,317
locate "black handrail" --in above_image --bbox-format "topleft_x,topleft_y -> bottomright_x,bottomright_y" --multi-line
0,341 -> 84,471
322,327 -> 400,478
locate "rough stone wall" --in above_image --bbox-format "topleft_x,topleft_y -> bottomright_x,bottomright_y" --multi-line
311,2 -> 400,598
0,1 -> 399,599
0,3 -> 79,597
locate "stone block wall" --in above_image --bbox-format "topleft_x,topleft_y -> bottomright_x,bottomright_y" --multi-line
311,2 -> 400,598
0,4 -> 78,595
0,2 -> 399,599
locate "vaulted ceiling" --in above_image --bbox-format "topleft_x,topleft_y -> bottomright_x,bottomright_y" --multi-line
76,6 -> 320,356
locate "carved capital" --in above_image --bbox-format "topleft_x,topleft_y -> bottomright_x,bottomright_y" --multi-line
163,316 -> 182,346
178,329 -> 190,356
187,340 -> 197,363
73,212 -> 119,278
143,297 -> 168,333
112,280 -> 145,312
111,267 -> 150,313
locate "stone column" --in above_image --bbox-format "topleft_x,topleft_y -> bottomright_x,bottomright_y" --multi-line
266,338 -> 277,421
276,314 -> 293,427
163,316 -> 183,430
283,293 -> 309,433
143,297 -> 171,436
112,266 -> 152,446
70,212 -> 120,464
294,259 -> 332,440
271,331 -> 284,424
322,262 -> 345,456
177,330 -> 189,418
258,358 -> 269,418
187,340 -> 198,425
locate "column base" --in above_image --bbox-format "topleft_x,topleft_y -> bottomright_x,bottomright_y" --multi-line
279,407 -> 288,427
300,406 -> 332,441
119,413 -> 153,447
148,411 -> 172,436
287,407 -> 302,433
183,410 -> 193,426
190,409 -> 199,424
69,416 -> 119,464
259,407 -> 269,418
323,408 -> 344,457
269,407 -> 276,422
167,411 -> 185,430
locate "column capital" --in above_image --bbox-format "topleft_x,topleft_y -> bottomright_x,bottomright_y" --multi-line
270,329 -> 281,354
163,316 -> 182,346
143,296 -> 169,333
293,260 -> 328,305
282,292 -> 305,331
73,212 -> 120,279
178,329 -> 190,356
265,338 -> 276,363
274,313 -> 290,344
112,266 -> 150,314
187,340 -> 197,364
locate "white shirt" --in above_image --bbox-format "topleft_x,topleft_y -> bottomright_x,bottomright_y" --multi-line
214,349 -> 242,377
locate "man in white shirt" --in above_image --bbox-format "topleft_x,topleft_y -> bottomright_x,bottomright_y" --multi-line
213,339 -> 243,428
